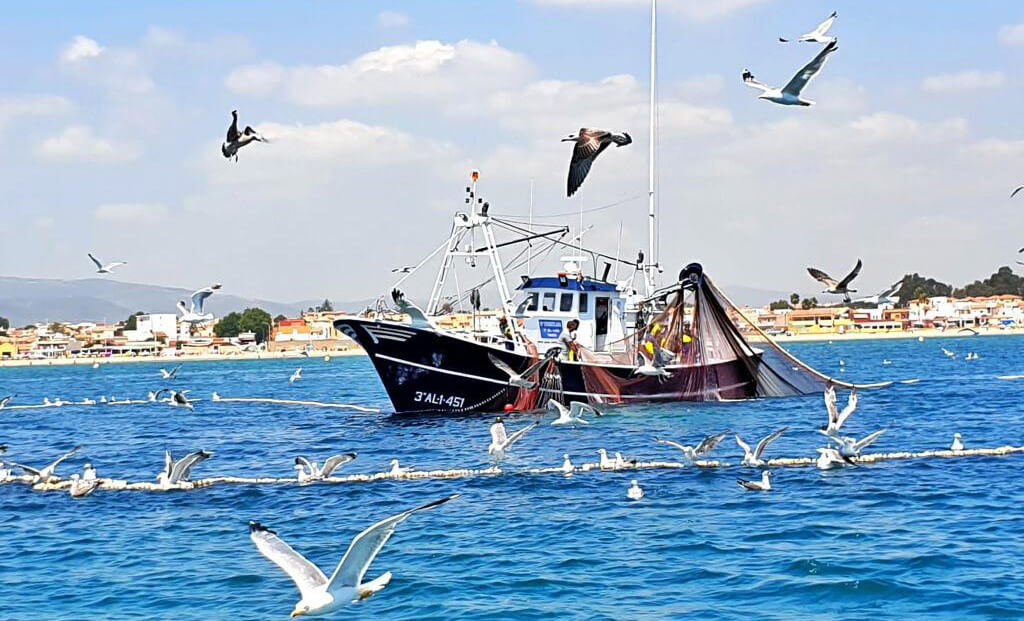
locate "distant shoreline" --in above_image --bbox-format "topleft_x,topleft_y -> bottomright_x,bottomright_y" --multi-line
773,327 -> 1024,343
0,348 -> 366,368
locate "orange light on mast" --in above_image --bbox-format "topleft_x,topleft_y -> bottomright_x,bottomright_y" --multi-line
471,170 -> 480,182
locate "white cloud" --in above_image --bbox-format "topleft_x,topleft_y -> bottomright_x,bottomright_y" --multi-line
921,70 -> 1006,93
998,22 -> 1024,46
531,0 -> 771,20
35,126 -> 140,163
61,35 -> 104,63
0,95 -> 74,132
94,202 -> 168,224
225,39 -> 533,106
142,26 -> 252,62
377,10 -> 410,28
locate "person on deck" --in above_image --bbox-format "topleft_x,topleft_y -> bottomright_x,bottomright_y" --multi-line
559,319 -> 580,361
498,316 -> 515,351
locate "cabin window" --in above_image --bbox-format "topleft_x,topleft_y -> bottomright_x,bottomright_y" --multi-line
595,297 -> 610,336
516,293 -> 538,314
579,293 -> 589,313
542,292 -> 556,312
560,292 -> 574,312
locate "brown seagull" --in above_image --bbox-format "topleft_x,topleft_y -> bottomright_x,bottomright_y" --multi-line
563,128 -> 632,197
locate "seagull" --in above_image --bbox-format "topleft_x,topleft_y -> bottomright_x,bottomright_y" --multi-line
294,453 -> 357,483
82,462 -> 97,481
807,258 -> 861,302
9,445 -> 81,483
548,399 -> 599,426
882,359 -> 892,365
743,39 -> 838,107
627,479 -> 644,500
249,494 -> 459,617
942,347 -> 956,358
821,387 -> 857,437
779,11 -> 837,44
597,448 -> 616,470
560,453 -> 574,474
487,417 -> 536,461
80,398 -> 96,405
614,452 -> 637,469
87,253 -> 127,274
951,433 -> 964,451
391,266 -> 414,274
68,473 -> 101,498
832,429 -> 886,457
1012,185 -> 1024,199
156,449 -> 212,487
221,110 -> 267,161
160,365 -> 182,380
212,392 -> 222,401
854,278 -> 904,305
633,356 -> 671,379
290,368 -> 302,384
488,350 -> 558,390
177,283 -> 222,324
0,461 -> 11,481
92,361 -> 100,369
737,470 -> 773,491
169,390 -> 194,411
387,459 -> 411,476
735,427 -> 787,467
0,395 -> 13,409
654,431 -> 729,464
816,447 -> 855,470
390,289 -> 431,329
562,128 -> 633,197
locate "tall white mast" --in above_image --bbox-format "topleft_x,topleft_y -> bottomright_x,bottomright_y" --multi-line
646,0 -> 658,295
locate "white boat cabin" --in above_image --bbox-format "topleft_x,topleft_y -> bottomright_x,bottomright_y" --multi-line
513,273 -> 629,355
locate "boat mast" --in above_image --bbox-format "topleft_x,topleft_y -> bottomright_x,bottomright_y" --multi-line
646,0 -> 658,296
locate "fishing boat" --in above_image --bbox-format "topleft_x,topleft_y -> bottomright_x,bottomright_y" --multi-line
335,1 -> 880,414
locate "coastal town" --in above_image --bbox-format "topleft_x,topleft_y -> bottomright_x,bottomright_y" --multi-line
3,291 -> 1023,364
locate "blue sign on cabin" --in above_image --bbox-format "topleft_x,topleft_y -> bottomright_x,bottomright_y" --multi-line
538,319 -> 563,339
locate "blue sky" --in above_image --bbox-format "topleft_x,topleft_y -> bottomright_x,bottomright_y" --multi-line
3,1 -> 1024,305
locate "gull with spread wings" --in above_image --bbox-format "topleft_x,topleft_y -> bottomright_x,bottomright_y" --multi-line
562,128 -> 632,197
807,258 -> 862,302
743,39 -> 838,106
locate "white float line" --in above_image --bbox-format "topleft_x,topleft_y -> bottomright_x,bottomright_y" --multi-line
212,397 -> 379,413
6,445 -> 1024,493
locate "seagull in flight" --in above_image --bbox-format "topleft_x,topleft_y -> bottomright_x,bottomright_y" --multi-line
735,427 -> 787,467
831,429 -> 886,458
807,257 -> 862,302
177,283 -> 222,323
854,278 -> 904,305
737,470 -> 773,491
0,395 -> 13,409
821,386 -> 857,437
634,355 -> 671,379
548,399 -> 600,426
1012,186 -> 1024,199
779,11 -> 837,44
249,494 -> 459,617
488,350 -> 558,390
290,368 -> 303,384
160,365 -> 182,380
390,288 -> 431,329
487,417 -> 536,461
157,449 -> 212,487
654,431 -> 729,464
9,445 -> 81,482
562,128 -> 632,197
391,266 -> 415,274
294,453 -> 357,483
169,390 -> 194,411
222,110 -> 267,161
87,253 -> 126,274
743,39 -> 838,106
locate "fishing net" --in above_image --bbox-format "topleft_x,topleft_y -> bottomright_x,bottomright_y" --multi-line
574,263 -> 887,403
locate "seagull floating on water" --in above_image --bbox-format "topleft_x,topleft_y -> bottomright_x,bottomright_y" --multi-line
290,368 -> 303,384
548,399 -> 599,426
294,453 -> 357,483
951,433 -> 964,451
597,448 -> 616,470
160,365 -> 182,380
562,128 -> 632,197
487,417 -> 536,461
743,40 -> 838,106
68,473 -> 101,498
157,449 -> 212,488
169,390 -> 194,411
221,110 -> 267,161
807,257 -> 861,302
779,11 -> 837,44
816,447 -> 855,470
942,347 -> 956,358
82,462 -> 97,481
614,451 -> 637,469
735,428 -> 787,467
9,445 -> 81,483
560,453 -> 574,474
249,494 -> 459,617
387,459 -> 411,476
0,395 -> 13,409
177,283 -> 222,324
654,431 -> 729,464
87,253 -> 126,274
737,470 -> 773,491
832,429 -> 886,457
627,479 -> 644,500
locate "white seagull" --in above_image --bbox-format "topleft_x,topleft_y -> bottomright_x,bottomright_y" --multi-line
10,445 -> 82,482
951,433 -> 964,451
222,110 -> 267,161
560,453 -> 574,474
627,479 -> 644,500
562,128 -> 633,197
735,427 -> 787,467
87,253 -> 127,274
737,470 -> 773,491
816,447 -> 855,470
0,394 -> 13,409
68,473 -> 101,498
832,429 -> 886,457
779,11 -> 837,44
742,40 -> 838,107
488,351 -> 556,390
597,448 -> 616,470
157,449 -> 212,487
387,459 -> 411,476
548,399 -> 600,426
807,257 -> 861,302
83,463 -> 97,481
487,417 -> 536,461
294,453 -> 357,483
942,347 -> 956,358
160,365 -> 182,380
634,356 -> 671,379
169,390 -> 194,411
290,368 -> 303,384
821,386 -> 857,437
177,283 -> 222,324
249,494 -> 459,617
654,431 -> 729,464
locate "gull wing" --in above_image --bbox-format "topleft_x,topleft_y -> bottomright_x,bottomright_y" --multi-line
567,128 -> 608,197
519,351 -> 558,382
835,390 -> 858,429
837,259 -> 863,289
1012,186 -> 1024,199
47,445 -> 82,472
487,353 -> 517,380
782,39 -> 838,97
824,385 -> 839,425
547,399 -> 567,416
190,284 -> 220,314
328,494 -> 460,590
734,435 -> 753,458
737,479 -> 763,491
695,431 -> 729,456
320,453 -> 357,477
569,401 -> 598,418
742,70 -> 771,92
853,428 -> 886,452
294,456 -> 315,474
9,462 -> 41,477
489,421 -> 508,446
226,113 -> 239,143
807,267 -> 838,289
168,364 -> 181,378
753,427 -> 788,459
87,253 -> 104,270
503,422 -> 536,450
249,522 -> 327,600
811,11 -> 837,37
170,450 -> 211,483
653,437 -> 688,452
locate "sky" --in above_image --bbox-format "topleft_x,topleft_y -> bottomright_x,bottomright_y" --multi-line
2,0 -> 1024,305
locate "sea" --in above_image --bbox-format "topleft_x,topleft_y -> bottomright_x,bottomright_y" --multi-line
2,335 -> 1024,620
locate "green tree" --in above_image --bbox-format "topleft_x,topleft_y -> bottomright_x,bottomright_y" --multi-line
124,311 -> 145,331
789,292 -> 800,307
769,299 -> 790,310
273,314 -> 287,324
239,307 -> 273,343
214,312 -> 243,338
0,316 -> 9,331
318,299 -> 334,312
954,266 -> 1024,298
800,297 -> 818,310
894,273 -> 952,307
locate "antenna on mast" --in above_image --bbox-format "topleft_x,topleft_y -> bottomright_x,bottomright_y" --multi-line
646,0 -> 658,296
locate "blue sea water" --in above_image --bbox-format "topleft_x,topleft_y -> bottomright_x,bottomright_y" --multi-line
2,335 -> 1024,620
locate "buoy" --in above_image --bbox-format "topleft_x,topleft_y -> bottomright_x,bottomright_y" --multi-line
503,404 -> 515,412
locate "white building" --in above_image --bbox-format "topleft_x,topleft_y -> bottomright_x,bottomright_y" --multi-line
135,314 -> 179,341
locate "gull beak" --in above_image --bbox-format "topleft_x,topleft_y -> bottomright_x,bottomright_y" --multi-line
290,609 -> 305,618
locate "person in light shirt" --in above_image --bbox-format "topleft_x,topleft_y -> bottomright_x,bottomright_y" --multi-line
559,319 -> 580,361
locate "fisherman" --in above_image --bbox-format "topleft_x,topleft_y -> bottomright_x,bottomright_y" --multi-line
559,319 -> 580,361
498,316 -> 515,350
